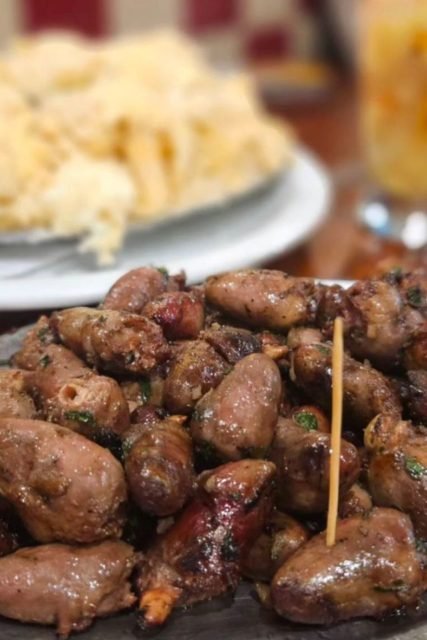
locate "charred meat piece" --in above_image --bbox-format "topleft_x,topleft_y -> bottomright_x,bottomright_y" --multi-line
102,266 -> 184,313
0,369 -> 37,419
291,343 -> 401,431
51,308 -> 169,375
0,541 -> 137,638
124,415 -> 194,517
164,340 -> 229,414
144,290 -> 205,340
338,483 -> 373,519
14,320 -> 130,440
271,417 -> 360,514
241,510 -> 308,582
137,459 -> 275,628
205,269 -> 319,331
365,414 -> 427,538
271,508 -> 424,624
0,418 -> 127,544
191,353 -> 282,461
202,324 -> 261,364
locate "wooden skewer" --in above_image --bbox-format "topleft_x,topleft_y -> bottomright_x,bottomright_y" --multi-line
326,316 -> 344,547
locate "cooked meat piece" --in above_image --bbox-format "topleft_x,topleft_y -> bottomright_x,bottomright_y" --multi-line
318,280 -> 424,371
338,483 -> 373,519
345,280 -> 412,370
289,405 -> 330,433
14,321 -> 130,441
286,326 -> 322,349
271,508 -> 423,624
51,307 -> 169,375
320,274 -> 427,366
401,369 -> 427,423
0,369 -> 37,419
0,541 -> 137,638
0,418 -> 127,544
191,353 -> 282,461
241,510 -> 308,581
403,324 -> 427,370
124,415 -> 194,517
271,417 -> 360,513
365,414 -> 427,538
144,290 -> 205,340
164,340 -> 229,414
291,343 -> 401,431
102,266 -> 184,313
202,324 -> 261,364
316,284 -> 359,332
137,459 -> 275,627
205,269 -> 319,331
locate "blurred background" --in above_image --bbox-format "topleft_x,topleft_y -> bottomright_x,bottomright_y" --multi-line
2,0 -> 427,324
0,1 -> 336,63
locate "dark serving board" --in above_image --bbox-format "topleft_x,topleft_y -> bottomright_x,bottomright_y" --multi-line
1,329 -> 427,640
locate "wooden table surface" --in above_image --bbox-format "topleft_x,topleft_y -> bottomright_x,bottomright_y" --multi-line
0,77 -> 412,334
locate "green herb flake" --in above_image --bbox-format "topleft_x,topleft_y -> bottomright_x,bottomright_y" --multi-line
407,286 -> 424,308
404,456 -> 427,480
39,354 -> 51,368
374,580 -> 406,593
139,379 -> 151,404
316,344 -> 330,356
125,352 -> 136,365
387,266 -> 403,282
37,327 -> 50,344
64,410 -> 96,427
121,438 -> 134,458
221,531 -> 239,561
416,538 -> 427,555
157,266 -> 169,277
294,411 -> 318,432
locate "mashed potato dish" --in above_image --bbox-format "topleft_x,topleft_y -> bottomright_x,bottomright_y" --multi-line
0,31 -> 294,263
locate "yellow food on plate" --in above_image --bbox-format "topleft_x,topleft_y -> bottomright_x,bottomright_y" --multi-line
0,30 -> 294,264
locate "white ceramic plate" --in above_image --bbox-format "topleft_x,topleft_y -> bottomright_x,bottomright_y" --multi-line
0,147 -> 331,310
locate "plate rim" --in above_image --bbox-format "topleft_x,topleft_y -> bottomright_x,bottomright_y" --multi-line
0,147 -> 332,310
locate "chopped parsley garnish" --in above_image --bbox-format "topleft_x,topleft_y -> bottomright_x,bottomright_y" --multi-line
64,410 -> 96,427
294,411 -> 318,432
404,456 -> 426,480
316,344 -> 330,356
39,354 -> 51,368
407,286 -> 424,308
221,531 -> 239,561
374,580 -> 406,593
416,538 -> 427,554
37,327 -> 50,343
157,266 -> 169,277
139,379 -> 151,404
125,352 -> 136,365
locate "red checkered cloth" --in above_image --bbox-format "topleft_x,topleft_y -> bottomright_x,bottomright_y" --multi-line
2,0 -> 322,63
